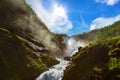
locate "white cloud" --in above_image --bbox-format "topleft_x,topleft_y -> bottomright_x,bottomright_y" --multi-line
26,0 -> 72,33
95,0 -> 120,6
90,14 -> 120,30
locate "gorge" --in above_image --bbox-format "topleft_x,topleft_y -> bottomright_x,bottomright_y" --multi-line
36,58 -> 69,80
36,36 -> 86,80
0,0 -> 120,80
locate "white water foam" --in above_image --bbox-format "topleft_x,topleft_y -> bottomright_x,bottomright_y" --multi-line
64,37 -> 86,56
36,58 -> 69,80
36,37 -> 87,80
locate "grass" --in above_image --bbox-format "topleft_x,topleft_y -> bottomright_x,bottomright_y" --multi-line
40,53 -> 59,67
63,35 -> 120,80
0,27 -> 60,80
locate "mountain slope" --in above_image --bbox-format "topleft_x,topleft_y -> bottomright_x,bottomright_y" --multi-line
62,21 -> 120,80
0,0 -> 61,54
74,21 -> 120,43
0,0 -> 60,80
0,27 -> 45,80
63,36 -> 120,80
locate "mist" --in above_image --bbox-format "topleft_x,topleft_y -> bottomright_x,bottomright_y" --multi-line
64,36 -> 87,56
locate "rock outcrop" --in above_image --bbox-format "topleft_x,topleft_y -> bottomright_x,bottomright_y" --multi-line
0,0 -> 61,54
62,36 -> 120,80
0,0 -> 60,80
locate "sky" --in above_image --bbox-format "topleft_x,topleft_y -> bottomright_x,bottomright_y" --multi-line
26,0 -> 120,35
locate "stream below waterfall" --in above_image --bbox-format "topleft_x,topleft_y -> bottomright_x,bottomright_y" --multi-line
36,58 -> 70,80
36,37 -> 86,80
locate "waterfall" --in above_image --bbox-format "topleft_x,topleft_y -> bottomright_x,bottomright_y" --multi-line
36,58 -> 69,80
64,36 -> 86,56
36,37 -> 86,80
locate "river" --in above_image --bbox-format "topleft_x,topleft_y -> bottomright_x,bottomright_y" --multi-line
36,37 -> 86,80
36,58 -> 70,80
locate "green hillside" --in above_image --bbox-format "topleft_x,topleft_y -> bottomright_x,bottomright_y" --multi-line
0,0 -> 62,54
62,21 -> 120,80
0,0 -> 60,80
74,21 -> 120,43
63,35 -> 120,80
0,27 -> 59,80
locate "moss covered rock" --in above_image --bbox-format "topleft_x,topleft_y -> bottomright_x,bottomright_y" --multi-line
0,27 -> 59,80
62,36 -> 120,80
40,53 -> 59,68
0,0 -> 62,80
0,0 -> 61,55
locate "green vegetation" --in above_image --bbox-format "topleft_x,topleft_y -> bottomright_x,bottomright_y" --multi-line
63,36 -> 120,80
0,0 -> 62,56
0,0 -> 61,80
96,21 -> 120,41
0,27 -> 59,80
63,21 -> 120,80
40,53 -> 59,67
75,21 -> 120,42
1,0 -> 120,80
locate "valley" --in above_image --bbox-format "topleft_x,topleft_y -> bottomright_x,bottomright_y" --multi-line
0,0 -> 120,80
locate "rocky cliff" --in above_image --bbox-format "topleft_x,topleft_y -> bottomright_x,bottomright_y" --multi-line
0,0 -> 61,54
0,0 -> 60,80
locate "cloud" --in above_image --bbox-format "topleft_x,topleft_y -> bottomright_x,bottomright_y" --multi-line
90,14 -> 120,30
26,0 -> 72,33
95,0 -> 120,6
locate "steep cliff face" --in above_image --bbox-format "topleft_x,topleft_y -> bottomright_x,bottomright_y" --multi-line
0,0 -> 60,54
0,0 -> 60,80
0,27 -> 59,80
0,27 -> 46,80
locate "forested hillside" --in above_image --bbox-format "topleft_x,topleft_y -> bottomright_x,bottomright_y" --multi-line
74,21 -> 120,42
62,21 -> 120,80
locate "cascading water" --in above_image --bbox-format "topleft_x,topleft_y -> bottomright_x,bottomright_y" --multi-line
36,36 -> 87,80
64,37 -> 86,56
36,58 -> 69,80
